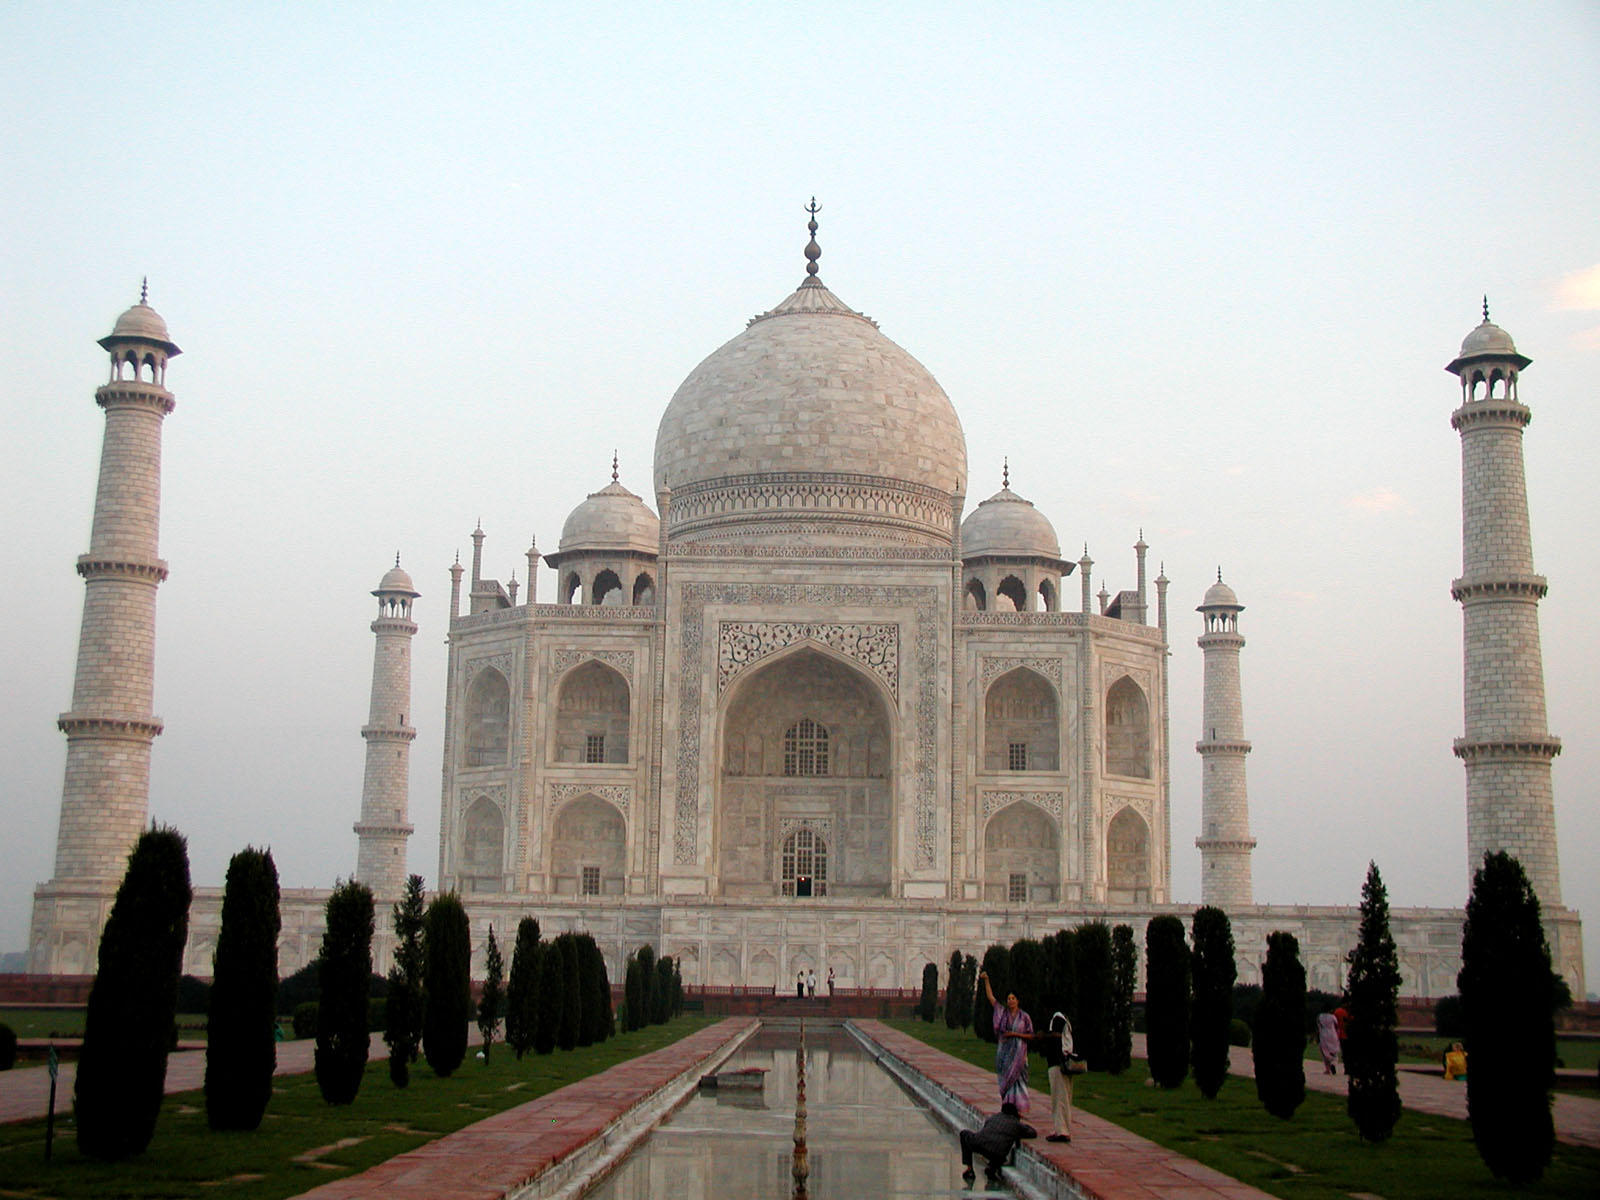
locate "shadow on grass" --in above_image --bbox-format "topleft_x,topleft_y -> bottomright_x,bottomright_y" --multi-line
0,1016 -> 715,1200
885,1019 -> 1600,1200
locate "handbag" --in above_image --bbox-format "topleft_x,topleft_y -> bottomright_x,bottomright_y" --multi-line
1063,1055 -> 1088,1075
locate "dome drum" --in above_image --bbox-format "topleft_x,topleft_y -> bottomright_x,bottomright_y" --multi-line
665,470 -> 960,547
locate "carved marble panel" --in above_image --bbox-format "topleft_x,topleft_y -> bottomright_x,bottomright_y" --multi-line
547,782 -> 631,817
553,648 -> 635,684
718,621 -> 898,698
981,789 -> 1064,825
980,656 -> 1062,691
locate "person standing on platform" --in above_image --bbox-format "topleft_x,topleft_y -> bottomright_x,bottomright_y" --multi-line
981,970 -> 1034,1111
1032,1011 -> 1075,1142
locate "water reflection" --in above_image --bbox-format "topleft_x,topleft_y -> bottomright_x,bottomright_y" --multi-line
583,1028 -> 980,1198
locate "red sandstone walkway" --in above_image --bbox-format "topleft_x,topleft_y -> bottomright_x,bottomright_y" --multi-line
856,1020 -> 1271,1200
289,1018 -> 756,1200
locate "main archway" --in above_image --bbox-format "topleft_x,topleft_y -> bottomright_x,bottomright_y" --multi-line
717,646 -> 893,898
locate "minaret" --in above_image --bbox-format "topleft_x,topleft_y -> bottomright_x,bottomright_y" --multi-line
1195,570 -> 1255,908
353,556 -> 419,897
1448,304 -> 1562,905
31,287 -> 179,972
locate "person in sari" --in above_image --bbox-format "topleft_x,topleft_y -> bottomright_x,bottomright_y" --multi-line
1316,1010 -> 1340,1074
981,971 -> 1034,1111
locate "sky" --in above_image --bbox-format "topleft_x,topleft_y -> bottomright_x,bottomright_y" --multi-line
3,3 -> 1597,985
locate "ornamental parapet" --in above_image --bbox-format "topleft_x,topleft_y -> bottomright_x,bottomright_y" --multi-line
1197,631 -> 1245,650
1453,736 -> 1561,762
1196,738 -> 1252,754
1451,574 -> 1547,602
452,604 -> 658,633
94,383 -> 176,415
58,712 -> 164,740
1195,837 -> 1257,851
1451,398 -> 1531,432
76,555 -> 169,583
353,821 -> 414,837
370,617 -> 418,634
667,470 -> 957,547
957,611 -> 1165,643
361,725 -> 417,742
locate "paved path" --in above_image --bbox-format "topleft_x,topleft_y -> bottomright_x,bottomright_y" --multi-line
1130,1034 -> 1600,1151
0,1037 -> 320,1125
289,1017 -> 757,1199
859,1020 -> 1270,1200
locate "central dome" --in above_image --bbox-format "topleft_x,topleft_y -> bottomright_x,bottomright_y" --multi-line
653,268 -> 968,547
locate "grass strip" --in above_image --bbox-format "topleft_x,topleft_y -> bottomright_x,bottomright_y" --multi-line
886,1018 -> 1600,1200
0,1015 -> 714,1200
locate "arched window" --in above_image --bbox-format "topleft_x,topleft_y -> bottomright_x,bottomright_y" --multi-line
984,667 -> 1059,771
592,569 -> 623,606
783,718 -> 829,776
1105,807 -> 1150,901
554,661 -> 630,763
1106,676 -> 1151,778
780,827 -> 828,897
462,796 -> 505,892
997,576 -> 1027,612
964,578 -> 987,611
632,573 -> 656,605
465,669 -> 510,767
1037,579 -> 1056,612
563,572 -> 582,604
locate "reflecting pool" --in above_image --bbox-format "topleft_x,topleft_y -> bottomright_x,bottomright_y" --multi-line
583,1026 -> 989,1198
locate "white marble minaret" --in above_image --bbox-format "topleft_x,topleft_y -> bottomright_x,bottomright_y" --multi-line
353,557 -> 419,897
1447,304 -> 1563,905
30,287 -> 179,972
1195,571 -> 1255,908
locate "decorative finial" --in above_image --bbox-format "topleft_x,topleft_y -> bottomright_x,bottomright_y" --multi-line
1483,294 -> 1490,324
140,277 -> 149,305
395,551 -> 401,568
612,450 -> 619,484
803,197 -> 822,279
453,550 -> 461,565
1217,566 -> 1224,583
1002,457 -> 1009,490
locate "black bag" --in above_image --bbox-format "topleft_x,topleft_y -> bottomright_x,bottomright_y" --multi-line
1063,1055 -> 1088,1075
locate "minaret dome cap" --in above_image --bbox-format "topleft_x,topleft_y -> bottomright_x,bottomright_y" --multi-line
375,561 -> 419,597
99,294 -> 181,357
1199,573 -> 1242,611
1447,304 -> 1530,374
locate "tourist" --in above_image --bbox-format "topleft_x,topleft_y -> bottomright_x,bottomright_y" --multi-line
796,970 -> 805,998
1316,1011 -> 1340,1074
1443,1041 -> 1468,1080
826,966 -> 835,997
957,1100 -> 1037,1185
981,970 -> 1034,1110
1333,1001 -> 1351,1066
1031,1011 -> 1075,1142
807,968 -> 817,998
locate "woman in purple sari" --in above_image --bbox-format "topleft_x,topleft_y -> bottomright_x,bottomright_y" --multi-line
981,971 -> 1034,1111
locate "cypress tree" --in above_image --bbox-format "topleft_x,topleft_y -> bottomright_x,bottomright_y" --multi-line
505,916 -> 540,1059
1007,937 -> 1046,1022
919,962 -> 938,1021
205,846 -> 281,1130
590,935 -> 616,1036
636,944 -> 658,1030
533,940 -> 561,1054
575,933 -> 600,1046
557,934 -> 581,1049
1108,924 -> 1136,1075
944,951 -> 965,1028
1253,931 -> 1307,1119
654,955 -> 675,1025
973,944 -> 1009,1043
422,892 -> 471,1077
477,925 -> 504,1063
1345,861 -> 1402,1141
1460,851 -> 1557,1183
1145,914 -> 1190,1088
1044,928 -> 1078,1026
670,957 -> 682,1020
1073,922 -> 1113,1070
383,873 -> 426,1086
1190,906 -> 1237,1098
314,880 -> 375,1105
623,952 -> 643,1033
76,826 -> 193,1159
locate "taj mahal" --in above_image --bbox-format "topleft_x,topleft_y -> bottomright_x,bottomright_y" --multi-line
26,213 -> 1585,998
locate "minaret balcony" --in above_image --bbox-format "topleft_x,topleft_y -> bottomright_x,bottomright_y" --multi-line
1196,738 -> 1251,755
76,555 -> 169,583
1450,575 -> 1547,602
1452,736 -> 1561,762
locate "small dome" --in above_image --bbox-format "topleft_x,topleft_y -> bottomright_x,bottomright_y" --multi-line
960,485 -> 1061,560
1459,319 -> 1519,359
560,479 -> 660,556
99,298 -> 180,356
1200,575 -> 1241,610
376,560 -> 418,597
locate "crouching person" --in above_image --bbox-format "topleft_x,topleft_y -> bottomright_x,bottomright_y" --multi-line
958,1100 -> 1037,1185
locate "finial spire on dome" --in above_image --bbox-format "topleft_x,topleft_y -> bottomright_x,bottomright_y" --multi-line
803,197 -> 823,282
1483,294 -> 1490,323
1217,566 -> 1224,583
1002,457 -> 1009,490
395,551 -> 401,568
140,276 -> 149,305
612,450 -> 619,484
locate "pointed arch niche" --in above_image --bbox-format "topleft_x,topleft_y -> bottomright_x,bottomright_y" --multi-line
983,801 -> 1060,903
983,667 -> 1059,771
1105,675 -> 1151,778
461,795 -> 505,893
1105,806 -> 1151,902
549,794 -> 626,896
465,668 -> 510,767
554,660 -> 630,763
718,646 -> 892,899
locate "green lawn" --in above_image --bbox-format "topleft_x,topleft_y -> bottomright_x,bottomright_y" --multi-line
887,1019 -> 1600,1200
0,1016 -> 713,1199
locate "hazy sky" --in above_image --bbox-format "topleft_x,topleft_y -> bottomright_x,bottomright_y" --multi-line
4,4 -> 1597,983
